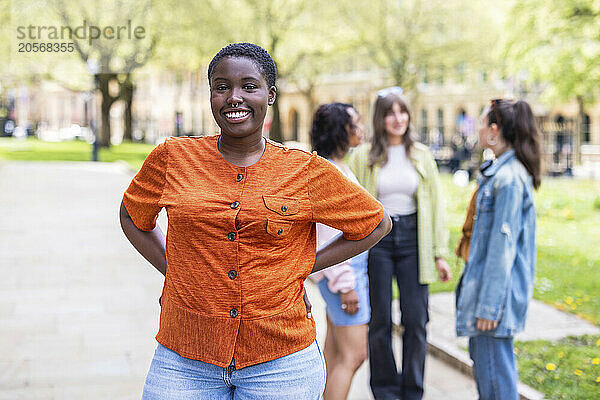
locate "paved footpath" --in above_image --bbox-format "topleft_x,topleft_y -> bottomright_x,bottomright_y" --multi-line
306,282 -> 478,400
0,160 -> 477,399
10,160 -> 596,399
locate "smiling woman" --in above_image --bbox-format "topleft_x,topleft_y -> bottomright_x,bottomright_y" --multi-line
347,90 -> 451,400
118,42 -> 391,400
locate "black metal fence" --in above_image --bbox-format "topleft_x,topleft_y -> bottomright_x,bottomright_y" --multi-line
537,116 -> 578,176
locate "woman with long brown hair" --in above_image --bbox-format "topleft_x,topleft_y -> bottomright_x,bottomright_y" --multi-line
347,88 -> 451,400
455,99 -> 541,400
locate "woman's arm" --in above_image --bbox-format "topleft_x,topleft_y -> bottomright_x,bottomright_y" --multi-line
311,210 -> 392,274
314,223 -> 357,292
428,150 -> 449,261
426,149 -> 452,282
119,201 -> 167,276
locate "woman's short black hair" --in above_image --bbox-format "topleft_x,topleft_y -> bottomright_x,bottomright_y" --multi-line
310,103 -> 354,159
208,43 -> 277,88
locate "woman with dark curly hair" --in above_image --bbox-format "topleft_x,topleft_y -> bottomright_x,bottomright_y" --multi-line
119,43 -> 391,399
309,103 -> 369,400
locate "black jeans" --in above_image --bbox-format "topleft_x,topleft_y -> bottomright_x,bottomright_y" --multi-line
368,213 -> 429,400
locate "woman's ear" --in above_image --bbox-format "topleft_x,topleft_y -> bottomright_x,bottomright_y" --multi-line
268,86 -> 277,106
490,123 -> 500,135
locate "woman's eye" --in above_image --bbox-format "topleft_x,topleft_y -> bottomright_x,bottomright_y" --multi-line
243,84 -> 258,90
215,84 -> 228,91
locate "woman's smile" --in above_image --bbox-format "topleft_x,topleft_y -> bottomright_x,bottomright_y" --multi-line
223,108 -> 252,123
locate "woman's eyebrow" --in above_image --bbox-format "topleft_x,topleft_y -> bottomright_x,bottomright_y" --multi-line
241,76 -> 260,81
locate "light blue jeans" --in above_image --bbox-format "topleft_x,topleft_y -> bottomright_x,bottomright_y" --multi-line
142,340 -> 326,399
468,335 -> 519,400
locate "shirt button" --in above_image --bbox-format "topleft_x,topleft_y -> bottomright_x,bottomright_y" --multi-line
473,215 -> 478,220
230,308 -> 238,318
281,205 -> 287,212
236,174 -> 243,182
228,232 -> 237,241
230,201 -> 239,209
228,270 -> 237,279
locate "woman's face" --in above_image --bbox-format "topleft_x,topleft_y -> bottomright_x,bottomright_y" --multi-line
210,56 -> 276,138
478,115 -> 489,148
384,102 -> 409,140
346,107 -> 364,148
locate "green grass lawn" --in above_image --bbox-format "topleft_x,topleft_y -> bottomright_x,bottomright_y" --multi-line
2,136 -> 600,397
433,174 -> 600,399
431,175 -> 600,324
515,335 -> 600,400
0,137 -> 155,170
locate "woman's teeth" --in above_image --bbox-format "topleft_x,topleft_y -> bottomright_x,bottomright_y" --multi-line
225,111 -> 250,119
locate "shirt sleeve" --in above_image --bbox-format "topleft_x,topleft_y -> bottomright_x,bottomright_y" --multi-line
427,149 -> 449,259
307,153 -> 384,240
122,142 -> 168,231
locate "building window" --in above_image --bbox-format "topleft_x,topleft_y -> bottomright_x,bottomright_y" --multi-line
437,109 -> 444,141
290,109 -> 299,142
583,114 -> 591,143
456,64 -> 466,83
421,109 -> 428,141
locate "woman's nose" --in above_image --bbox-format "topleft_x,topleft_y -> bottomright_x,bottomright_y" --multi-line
228,88 -> 243,104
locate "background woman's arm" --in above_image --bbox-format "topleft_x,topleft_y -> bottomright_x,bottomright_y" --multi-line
311,210 -> 392,274
119,201 -> 167,276
428,149 -> 449,261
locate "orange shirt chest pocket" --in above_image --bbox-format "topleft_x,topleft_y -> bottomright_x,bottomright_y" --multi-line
262,195 -> 306,238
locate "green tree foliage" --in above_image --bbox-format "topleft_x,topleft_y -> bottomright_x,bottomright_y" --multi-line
338,0 -> 499,93
507,0 -> 600,147
50,0 -> 157,146
169,0 -> 351,142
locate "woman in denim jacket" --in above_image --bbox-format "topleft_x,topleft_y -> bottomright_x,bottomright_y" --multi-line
455,99 -> 541,400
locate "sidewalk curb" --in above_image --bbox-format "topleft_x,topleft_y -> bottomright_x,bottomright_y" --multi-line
425,334 -> 545,400
115,159 -> 137,175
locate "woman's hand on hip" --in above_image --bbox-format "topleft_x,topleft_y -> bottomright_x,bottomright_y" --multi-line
435,257 -> 452,283
476,318 -> 498,331
340,289 -> 359,315
303,288 -> 312,319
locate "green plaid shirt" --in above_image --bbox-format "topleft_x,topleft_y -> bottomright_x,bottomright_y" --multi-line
347,143 -> 449,284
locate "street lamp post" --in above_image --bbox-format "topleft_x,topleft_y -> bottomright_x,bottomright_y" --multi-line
86,59 -> 100,162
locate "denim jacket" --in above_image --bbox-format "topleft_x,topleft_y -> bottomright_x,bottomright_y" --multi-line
456,149 -> 536,337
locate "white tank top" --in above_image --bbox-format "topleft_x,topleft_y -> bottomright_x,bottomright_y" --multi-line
377,144 -> 418,216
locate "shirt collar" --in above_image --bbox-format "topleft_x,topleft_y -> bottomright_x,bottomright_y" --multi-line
481,149 -> 515,177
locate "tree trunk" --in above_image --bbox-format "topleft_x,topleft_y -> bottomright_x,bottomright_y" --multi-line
270,95 -> 283,143
96,73 -> 118,148
122,75 -> 134,142
576,95 -> 585,166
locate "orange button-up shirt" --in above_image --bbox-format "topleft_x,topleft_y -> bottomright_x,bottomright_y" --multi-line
123,135 -> 384,368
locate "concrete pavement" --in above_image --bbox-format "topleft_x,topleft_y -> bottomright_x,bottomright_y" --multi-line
0,160 -> 475,399
1,161 -> 163,399
4,160 -> 595,399
306,282 -> 478,400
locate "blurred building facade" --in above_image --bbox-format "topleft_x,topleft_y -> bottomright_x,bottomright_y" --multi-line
4,65 -> 600,176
